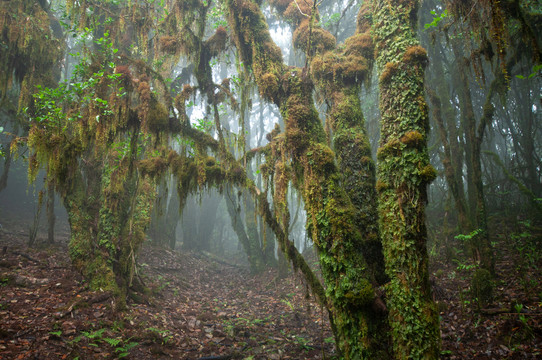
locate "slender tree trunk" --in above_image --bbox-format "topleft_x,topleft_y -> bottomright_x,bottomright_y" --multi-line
182,196 -> 199,250
46,180 -> 55,244
225,186 -> 265,273
371,0 -> 440,357
425,42 -> 471,232
165,189 -> 180,249
0,144 -> 11,193
197,194 -> 218,251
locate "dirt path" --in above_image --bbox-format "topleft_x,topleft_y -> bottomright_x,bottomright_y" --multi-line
0,234 -> 334,359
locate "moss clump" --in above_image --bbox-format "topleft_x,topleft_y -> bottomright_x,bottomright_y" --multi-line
344,33 -> 374,60
400,130 -> 424,148
376,139 -> 402,160
206,26 -> 228,57
259,72 -> 280,101
356,3 -> 372,33
138,157 -> 168,178
292,20 -> 336,54
306,143 -> 335,175
471,268 -> 493,307
311,51 -> 369,87
419,164 -> 437,183
360,156 -> 372,165
114,65 -> 133,87
403,45 -> 428,67
375,180 -> 389,193
146,98 -> 169,133
159,35 -> 179,54
284,0 -> 314,25
344,278 -> 374,307
262,41 -> 284,63
269,0 -> 292,13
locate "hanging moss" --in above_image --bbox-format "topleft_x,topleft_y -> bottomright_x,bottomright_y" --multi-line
0,0 -> 63,107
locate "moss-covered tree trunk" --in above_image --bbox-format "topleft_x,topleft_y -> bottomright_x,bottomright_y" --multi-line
225,0 -> 387,357
63,138 -> 153,309
371,0 -> 440,357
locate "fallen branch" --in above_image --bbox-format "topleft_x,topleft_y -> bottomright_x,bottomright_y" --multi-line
12,250 -> 40,263
60,291 -> 112,318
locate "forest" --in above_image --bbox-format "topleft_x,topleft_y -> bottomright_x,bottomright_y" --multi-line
0,0 -> 540,358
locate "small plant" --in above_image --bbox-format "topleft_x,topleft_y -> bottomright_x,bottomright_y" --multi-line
424,9 -> 448,30
146,327 -> 173,345
281,298 -> 295,311
69,327 -> 138,358
514,303 -> 528,326
49,330 -> 62,338
292,335 -> 313,351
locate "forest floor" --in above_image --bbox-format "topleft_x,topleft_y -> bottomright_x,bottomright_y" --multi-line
0,219 -> 541,359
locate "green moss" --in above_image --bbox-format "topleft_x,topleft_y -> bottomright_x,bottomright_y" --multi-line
306,143 -> 335,174
419,164 -> 437,183
344,278 -> 374,306
376,180 -> 389,193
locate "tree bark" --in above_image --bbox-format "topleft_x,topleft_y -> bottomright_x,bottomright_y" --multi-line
371,0 -> 440,357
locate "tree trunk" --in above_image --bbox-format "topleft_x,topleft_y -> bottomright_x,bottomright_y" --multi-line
225,186 -> 265,273
371,0 -> 440,357
0,143 -> 11,193
46,180 -> 55,244
64,133 -> 154,310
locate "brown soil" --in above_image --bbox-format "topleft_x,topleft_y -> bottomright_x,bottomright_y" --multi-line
0,219 -> 541,359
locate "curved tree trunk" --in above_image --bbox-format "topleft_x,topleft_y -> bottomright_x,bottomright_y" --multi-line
225,1 -> 389,357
